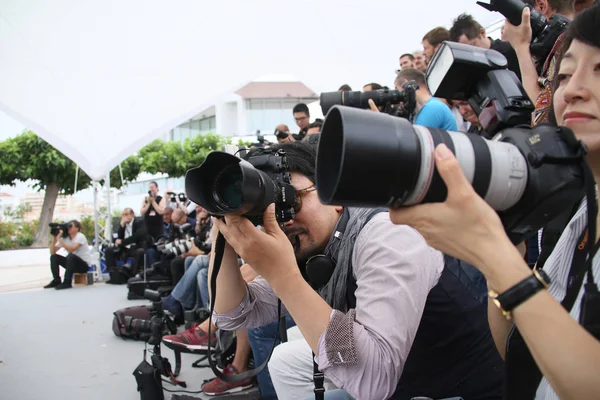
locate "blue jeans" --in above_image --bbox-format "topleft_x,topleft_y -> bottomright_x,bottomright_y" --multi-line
145,248 -> 157,270
170,254 -> 209,309
197,266 -> 210,308
248,315 -> 296,399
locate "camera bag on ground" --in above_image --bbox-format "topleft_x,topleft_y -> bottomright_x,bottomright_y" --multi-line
113,305 -> 153,341
107,265 -> 134,285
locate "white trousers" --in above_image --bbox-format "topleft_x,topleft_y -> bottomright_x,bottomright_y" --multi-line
268,326 -> 338,399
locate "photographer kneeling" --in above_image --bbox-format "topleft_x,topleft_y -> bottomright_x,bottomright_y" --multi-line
204,142 -> 503,400
45,220 -> 92,290
389,7 -> 600,398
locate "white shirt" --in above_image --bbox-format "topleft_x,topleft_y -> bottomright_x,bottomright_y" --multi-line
536,199 -> 600,399
124,221 -> 133,248
59,232 -> 93,266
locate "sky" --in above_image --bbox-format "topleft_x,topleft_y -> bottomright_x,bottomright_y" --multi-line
0,0 -> 504,201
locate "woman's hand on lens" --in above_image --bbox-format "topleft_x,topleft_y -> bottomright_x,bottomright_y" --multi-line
389,144 -> 512,270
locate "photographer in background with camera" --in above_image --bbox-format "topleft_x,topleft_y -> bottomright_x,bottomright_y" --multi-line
392,69 -> 457,130
45,220 -> 92,290
502,0 -> 575,125
202,142 -> 503,400
390,6 -> 600,398
141,181 -> 166,242
105,208 -> 147,278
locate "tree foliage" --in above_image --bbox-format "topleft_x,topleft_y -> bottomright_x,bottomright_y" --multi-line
139,133 -> 229,177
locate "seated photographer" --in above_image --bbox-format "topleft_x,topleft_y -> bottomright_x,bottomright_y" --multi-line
169,208 -> 199,286
144,206 -> 174,271
393,69 -> 458,130
275,124 -> 295,144
454,100 -> 490,137
304,120 -> 322,138
389,7 -> 600,398
105,208 -> 147,276
209,141 -> 503,400
45,220 -> 92,290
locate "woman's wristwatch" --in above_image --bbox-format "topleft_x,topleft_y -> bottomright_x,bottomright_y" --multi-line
489,269 -> 551,320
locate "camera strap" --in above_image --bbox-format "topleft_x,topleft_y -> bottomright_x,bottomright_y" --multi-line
206,232 -> 285,383
506,136 -> 600,398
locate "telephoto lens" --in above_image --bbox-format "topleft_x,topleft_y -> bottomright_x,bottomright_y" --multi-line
316,106 -> 585,243
316,106 -> 528,210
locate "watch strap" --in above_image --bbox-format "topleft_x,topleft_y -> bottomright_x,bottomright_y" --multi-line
495,270 -> 551,315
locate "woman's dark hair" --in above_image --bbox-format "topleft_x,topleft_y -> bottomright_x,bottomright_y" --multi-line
245,141 -> 317,183
549,5 -> 600,124
69,220 -> 82,231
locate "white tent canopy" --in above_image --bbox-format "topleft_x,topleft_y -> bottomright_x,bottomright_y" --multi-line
0,0 -> 502,180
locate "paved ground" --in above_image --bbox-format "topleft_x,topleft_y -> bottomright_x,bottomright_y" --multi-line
0,248 -> 54,292
0,248 -> 258,400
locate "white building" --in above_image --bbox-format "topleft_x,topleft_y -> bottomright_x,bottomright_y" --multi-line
114,79 -> 319,213
0,192 -> 21,220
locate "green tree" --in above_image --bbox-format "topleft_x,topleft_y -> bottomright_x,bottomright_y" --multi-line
0,131 -> 140,247
139,133 -> 229,177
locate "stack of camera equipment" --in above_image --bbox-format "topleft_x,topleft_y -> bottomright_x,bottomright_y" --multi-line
320,80 -> 419,121
156,223 -> 195,256
315,41 -> 587,244
132,289 -> 183,400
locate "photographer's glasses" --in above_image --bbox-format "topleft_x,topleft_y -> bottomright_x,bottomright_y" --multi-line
293,185 -> 317,213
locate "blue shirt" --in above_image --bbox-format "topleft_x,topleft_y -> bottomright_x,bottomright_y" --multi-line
414,98 -> 458,131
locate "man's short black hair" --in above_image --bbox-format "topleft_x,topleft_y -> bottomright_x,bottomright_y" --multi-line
363,82 -> 383,90
245,141 -> 317,184
308,120 -> 323,130
293,103 -> 310,116
399,53 -> 415,60
450,14 -> 484,42
338,84 -> 352,91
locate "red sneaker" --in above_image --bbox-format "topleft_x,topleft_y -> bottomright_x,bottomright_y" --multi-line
202,364 -> 254,396
161,324 -> 217,351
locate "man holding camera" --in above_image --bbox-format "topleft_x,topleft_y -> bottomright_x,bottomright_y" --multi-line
503,0 -> 575,124
45,220 -> 92,290
208,142 -> 502,399
105,208 -> 147,277
393,69 -> 457,131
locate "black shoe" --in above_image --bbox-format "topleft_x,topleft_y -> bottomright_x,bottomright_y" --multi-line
55,281 -> 73,290
44,279 -> 61,289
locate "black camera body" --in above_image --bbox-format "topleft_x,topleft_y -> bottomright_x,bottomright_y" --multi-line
49,222 -> 69,238
477,0 -> 569,71
320,81 -> 419,121
185,148 -> 299,225
316,42 -> 585,244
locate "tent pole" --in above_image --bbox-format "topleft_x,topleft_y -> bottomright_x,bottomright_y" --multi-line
118,164 -> 124,188
74,166 -> 79,193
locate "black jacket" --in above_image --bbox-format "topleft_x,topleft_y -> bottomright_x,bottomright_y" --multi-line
490,38 -> 522,81
117,217 -> 148,247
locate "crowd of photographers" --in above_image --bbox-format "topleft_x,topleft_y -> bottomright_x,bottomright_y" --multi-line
43,1 -> 600,399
